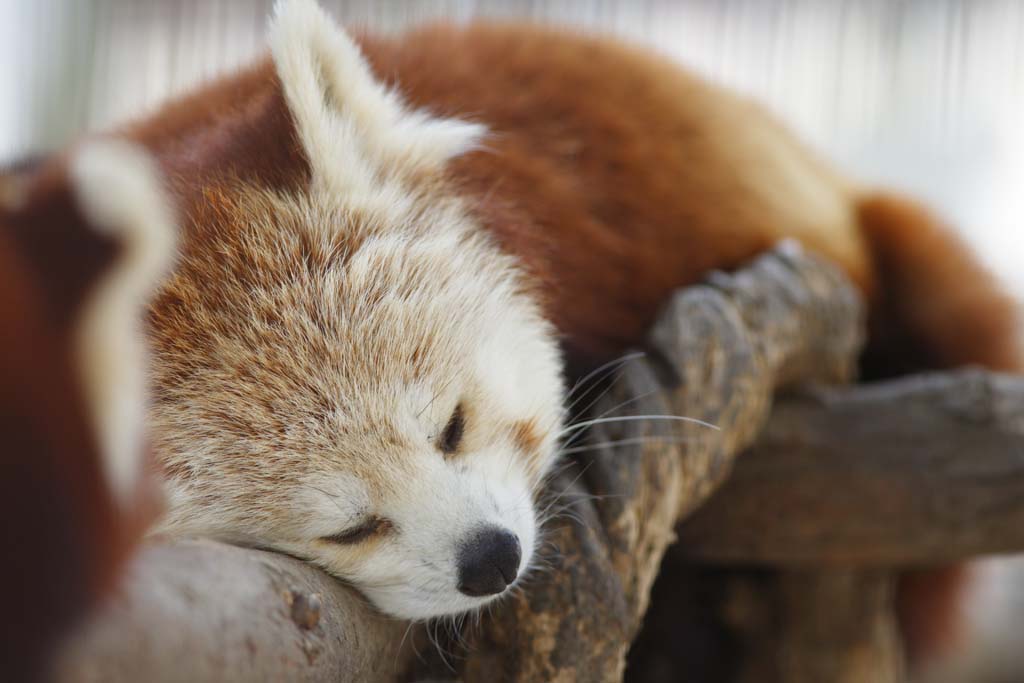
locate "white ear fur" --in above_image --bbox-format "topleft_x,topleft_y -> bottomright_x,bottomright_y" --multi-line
70,140 -> 176,505
268,0 -> 485,193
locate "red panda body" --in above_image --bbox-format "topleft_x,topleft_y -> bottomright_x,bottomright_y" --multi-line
362,24 -> 1021,378
108,13 -> 1019,667
357,26 -> 1022,660
125,24 -> 1020,379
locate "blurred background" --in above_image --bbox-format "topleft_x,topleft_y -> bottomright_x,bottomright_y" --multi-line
2,1 -> 1021,681
2,0 -> 1022,298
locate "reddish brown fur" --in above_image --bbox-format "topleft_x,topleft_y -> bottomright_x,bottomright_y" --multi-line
859,193 -> 1022,373
120,59 -> 307,205
34,18 -> 1019,667
108,27 -> 1019,381
3,161 -> 121,329
510,418 -> 543,458
358,25 -> 881,374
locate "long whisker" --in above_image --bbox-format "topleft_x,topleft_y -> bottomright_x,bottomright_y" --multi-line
558,434 -> 698,455
591,389 -> 660,423
428,619 -> 457,673
558,414 -> 720,437
564,352 -> 645,413
566,351 -> 645,398
533,458 -> 579,494
395,621 -> 418,673
559,388 -> 661,451
536,460 -> 594,522
569,372 -> 629,426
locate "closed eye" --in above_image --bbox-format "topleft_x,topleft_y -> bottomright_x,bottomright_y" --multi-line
437,403 -> 465,455
320,517 -> 392,545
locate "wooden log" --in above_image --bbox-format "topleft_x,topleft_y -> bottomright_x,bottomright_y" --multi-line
412,244 -> 865,681
56,245 -> 868,682
55,540 -> 419,683
676,370 -> 1024,566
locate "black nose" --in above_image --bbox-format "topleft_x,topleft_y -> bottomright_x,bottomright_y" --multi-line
456,526 -> 521,597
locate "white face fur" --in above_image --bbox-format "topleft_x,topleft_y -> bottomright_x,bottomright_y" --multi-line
149,0 -> 566,620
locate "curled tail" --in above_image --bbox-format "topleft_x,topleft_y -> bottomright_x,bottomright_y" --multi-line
857,192 -> 1022,377
856,192 -> 1022,665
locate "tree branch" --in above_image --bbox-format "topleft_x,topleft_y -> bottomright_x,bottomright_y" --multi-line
676,369 -> 1024,566
413,244 -> 865,681
56,540 -> 419,682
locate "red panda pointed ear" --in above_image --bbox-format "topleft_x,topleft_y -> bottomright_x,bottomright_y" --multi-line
70,140 -> 176,505
268,0 -> 485,193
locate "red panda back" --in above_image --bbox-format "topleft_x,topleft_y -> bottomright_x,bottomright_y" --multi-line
357,24 -> 874,373
107,24 -> 1019,395
359,24 -> 1019,378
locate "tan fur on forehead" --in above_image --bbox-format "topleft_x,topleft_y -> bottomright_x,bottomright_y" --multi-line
147,175 -> 553,536
145,3 -> 564,562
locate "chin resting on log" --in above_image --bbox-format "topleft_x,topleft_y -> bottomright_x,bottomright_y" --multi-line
56,244 -> 1024,682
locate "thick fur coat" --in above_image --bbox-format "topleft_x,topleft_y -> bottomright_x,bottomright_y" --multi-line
17,0 -> 1021,658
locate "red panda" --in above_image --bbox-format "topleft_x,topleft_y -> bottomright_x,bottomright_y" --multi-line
0,143 -> 174,681
18,0 -> 1021,667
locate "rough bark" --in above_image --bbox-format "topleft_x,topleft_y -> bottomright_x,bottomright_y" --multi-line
676,370 -> 1024,566
413,243 -> 865,681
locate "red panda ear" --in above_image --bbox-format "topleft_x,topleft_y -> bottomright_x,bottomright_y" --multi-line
70,141 -> 176,505
268,0 -> 485,194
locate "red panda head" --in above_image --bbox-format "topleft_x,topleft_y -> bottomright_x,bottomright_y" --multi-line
147,0 -> 565,620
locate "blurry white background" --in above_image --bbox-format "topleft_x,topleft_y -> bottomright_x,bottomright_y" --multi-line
1,2 -> 1022,680
2,0 -> 1022,297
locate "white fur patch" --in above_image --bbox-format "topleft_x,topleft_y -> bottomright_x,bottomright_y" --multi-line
269,0 -> 485,199
298,471 -> 371,539
70,140 -> 176,504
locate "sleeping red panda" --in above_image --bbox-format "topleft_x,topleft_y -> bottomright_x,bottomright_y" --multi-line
23,0 -> 1022,668
0,143 -> 174,681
